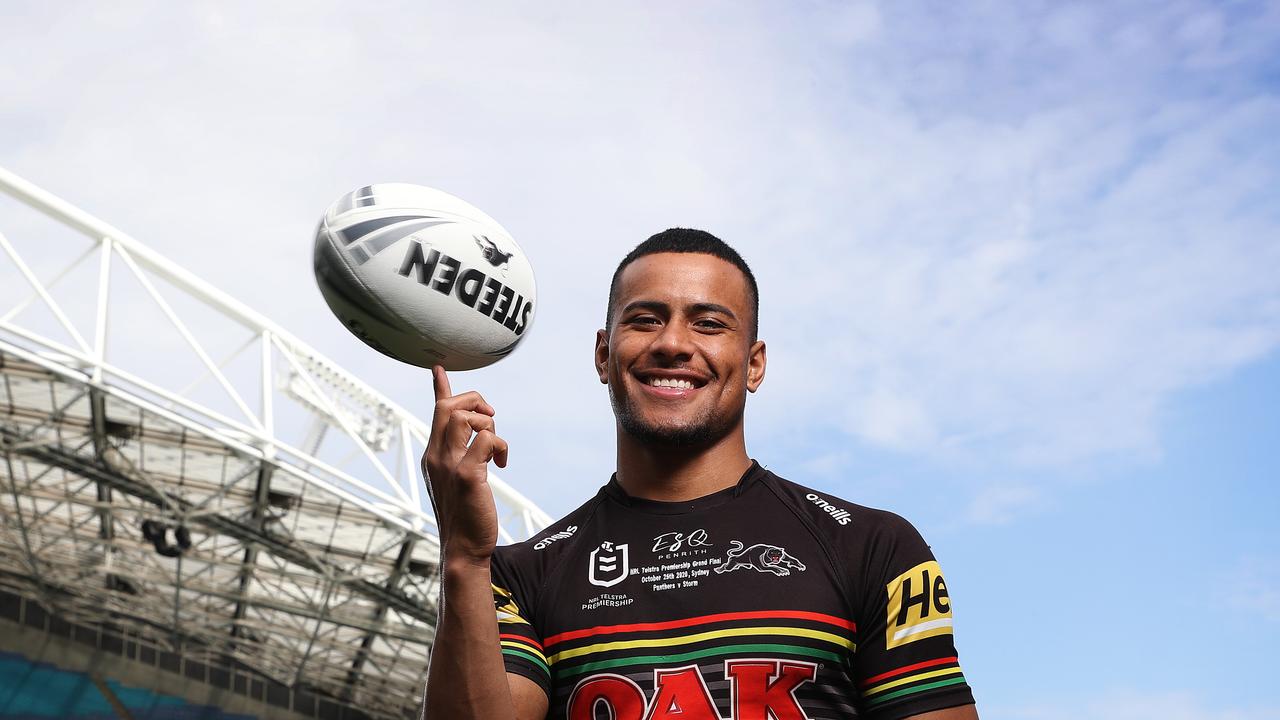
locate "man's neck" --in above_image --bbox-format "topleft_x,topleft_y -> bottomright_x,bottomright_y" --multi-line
613,428 -> 753,502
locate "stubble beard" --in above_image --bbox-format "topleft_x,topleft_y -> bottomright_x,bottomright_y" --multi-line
609,383 -> 743,449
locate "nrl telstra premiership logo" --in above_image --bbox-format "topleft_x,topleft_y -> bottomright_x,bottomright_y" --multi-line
589,541 -> 630,588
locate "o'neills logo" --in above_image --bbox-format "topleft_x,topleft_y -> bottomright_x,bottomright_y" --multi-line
533,525 -> 577,551
397,240 -> 533,336
806,493 -> 851,525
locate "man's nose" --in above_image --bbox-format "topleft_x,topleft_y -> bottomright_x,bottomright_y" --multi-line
650,320 -> 695,359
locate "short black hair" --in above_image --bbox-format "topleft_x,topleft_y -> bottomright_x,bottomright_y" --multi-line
606,228 -> 759,339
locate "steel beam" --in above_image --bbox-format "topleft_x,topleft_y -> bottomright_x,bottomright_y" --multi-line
3,426 -> 437,626
89,388 -> 115,542
229,459 -> 271,650
344,535 -> 419,694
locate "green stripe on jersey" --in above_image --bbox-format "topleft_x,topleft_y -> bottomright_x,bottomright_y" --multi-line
502,647 -> 550,676
556,643 -> 843,678
865,676 -> 968,707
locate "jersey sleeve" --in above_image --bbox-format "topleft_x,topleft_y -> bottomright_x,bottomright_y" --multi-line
849,512 -> 976,719
490,546 -> 551,696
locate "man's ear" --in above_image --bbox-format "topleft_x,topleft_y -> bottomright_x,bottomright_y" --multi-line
746,340 -> 766,392
594,329 -> 609,384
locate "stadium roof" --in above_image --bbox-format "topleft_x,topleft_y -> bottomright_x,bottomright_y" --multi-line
0,167 -> 551,719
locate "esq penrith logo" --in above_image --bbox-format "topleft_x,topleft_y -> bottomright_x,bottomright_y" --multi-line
397,240 -> 533,336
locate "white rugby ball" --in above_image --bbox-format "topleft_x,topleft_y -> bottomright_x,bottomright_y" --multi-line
313,183 -> 536,370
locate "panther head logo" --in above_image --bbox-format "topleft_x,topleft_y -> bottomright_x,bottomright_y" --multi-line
714,541 -> 806,577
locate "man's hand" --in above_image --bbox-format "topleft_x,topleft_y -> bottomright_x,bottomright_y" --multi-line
422,365 -> 509,564
421,367 -> 543,720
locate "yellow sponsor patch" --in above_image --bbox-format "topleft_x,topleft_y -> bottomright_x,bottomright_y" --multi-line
885,560 -> 953,649
493,584 -> 529,625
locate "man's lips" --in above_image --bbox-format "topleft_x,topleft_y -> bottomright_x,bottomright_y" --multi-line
641,382 -> 699,398
633,370 -> 708,397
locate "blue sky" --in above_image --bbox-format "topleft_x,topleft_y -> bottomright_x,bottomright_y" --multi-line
2,2 -> 1278,718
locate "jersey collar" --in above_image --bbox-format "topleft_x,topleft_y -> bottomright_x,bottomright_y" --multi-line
601,460 -> 767,515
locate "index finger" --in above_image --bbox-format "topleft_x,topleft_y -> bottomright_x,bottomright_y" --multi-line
432,365 -> 452,402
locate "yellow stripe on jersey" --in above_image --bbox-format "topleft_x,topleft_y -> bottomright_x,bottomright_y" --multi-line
863,666 -> 965,697
500,639 -> 547,665
547,625 -> 855,664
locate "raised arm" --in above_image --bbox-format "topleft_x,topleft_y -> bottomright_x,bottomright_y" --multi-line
420,366 -> 548,720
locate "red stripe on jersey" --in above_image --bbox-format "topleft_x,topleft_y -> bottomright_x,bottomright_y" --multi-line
544,610 -> 857,647
859,656 -> 960,688
500,633 -> 543,651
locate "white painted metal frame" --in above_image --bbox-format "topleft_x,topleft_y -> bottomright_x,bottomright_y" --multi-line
0,166 -> 551,543
0,352 -> 441,718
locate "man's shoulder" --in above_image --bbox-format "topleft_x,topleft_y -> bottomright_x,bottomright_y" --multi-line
757,466 -> 923,541
493,489 -> 604,569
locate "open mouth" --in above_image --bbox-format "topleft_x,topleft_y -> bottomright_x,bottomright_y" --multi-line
635,371 -> 709,393
647,377 -> 697,389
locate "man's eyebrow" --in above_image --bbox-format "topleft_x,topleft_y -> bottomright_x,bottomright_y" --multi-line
619,300 -> 738,319
619,300 -> 670,316
688,302 -> 737,319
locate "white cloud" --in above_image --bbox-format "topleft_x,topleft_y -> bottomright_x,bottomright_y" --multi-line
2,1 -> 1279,516
744,3 -> 1280,469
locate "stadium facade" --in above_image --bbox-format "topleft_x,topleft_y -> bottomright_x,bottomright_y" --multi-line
0,168 -> 550,719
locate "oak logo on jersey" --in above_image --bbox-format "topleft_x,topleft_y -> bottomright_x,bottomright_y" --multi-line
589,541 -> 630,587
567,660 -> 818,720
714,541 -> 806,577
885,560 -> 953,649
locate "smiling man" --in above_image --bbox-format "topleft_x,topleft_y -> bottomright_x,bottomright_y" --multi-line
422,229 -> 978,719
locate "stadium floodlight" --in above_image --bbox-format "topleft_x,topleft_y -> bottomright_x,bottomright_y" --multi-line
0,167 -> 552,720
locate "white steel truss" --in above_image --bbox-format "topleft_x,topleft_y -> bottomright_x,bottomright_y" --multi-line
0,167 -> 552,720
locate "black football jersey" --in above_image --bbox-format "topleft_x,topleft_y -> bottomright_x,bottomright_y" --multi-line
491,462 -> 975,719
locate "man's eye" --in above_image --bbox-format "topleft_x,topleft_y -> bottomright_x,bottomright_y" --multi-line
695,319 -> 727,330
630,316 -> 660,325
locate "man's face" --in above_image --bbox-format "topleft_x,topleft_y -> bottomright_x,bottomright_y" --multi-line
595,252 -> 766,448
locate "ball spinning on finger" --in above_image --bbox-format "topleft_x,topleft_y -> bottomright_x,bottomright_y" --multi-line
313,183 -> 537,370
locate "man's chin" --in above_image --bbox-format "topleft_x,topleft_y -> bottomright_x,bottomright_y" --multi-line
610,390 -> 739,449
626,425 -> 711,448
616,412 -> 722,449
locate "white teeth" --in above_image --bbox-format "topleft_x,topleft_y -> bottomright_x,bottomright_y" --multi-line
649,378 -> 695,389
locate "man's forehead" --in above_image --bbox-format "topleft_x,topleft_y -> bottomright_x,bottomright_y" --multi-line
613,252 -> 751,305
